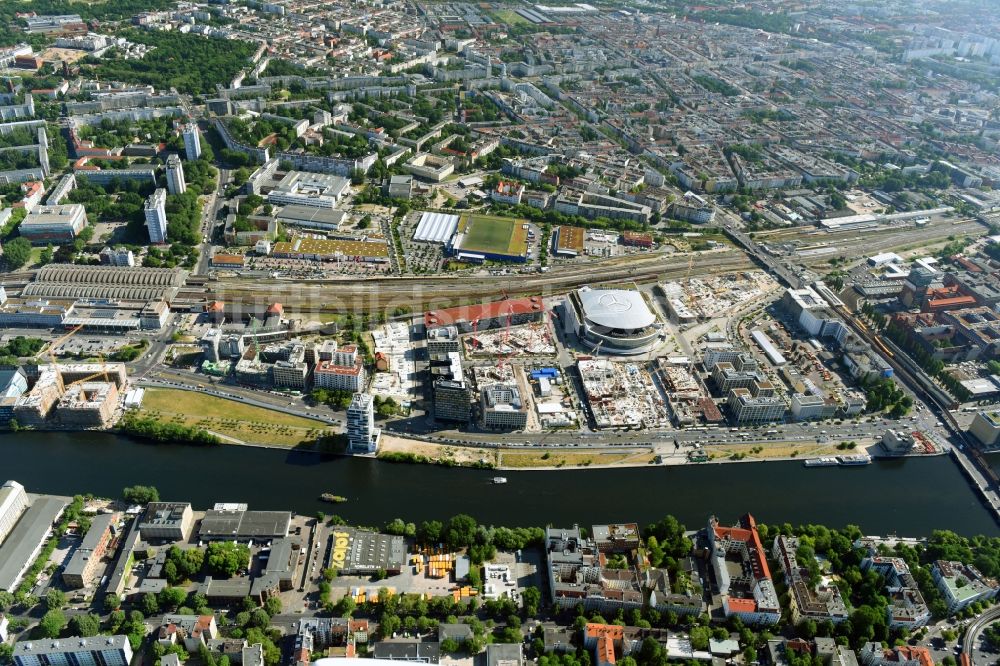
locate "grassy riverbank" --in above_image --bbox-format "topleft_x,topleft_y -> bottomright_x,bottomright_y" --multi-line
138,388 -> 333,446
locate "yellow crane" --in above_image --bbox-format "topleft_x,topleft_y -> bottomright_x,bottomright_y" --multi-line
37,325 -> 84,393
63,352 -> 111,390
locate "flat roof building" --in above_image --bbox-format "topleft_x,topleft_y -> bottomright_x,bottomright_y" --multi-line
20,204 -> 87,244
0,480 -> 29,547
326,527 -> 405,576
139,502 -> 194,541
0,496 -> 70,591
268,171 -> 349,209
198,507 -> 291,542
13,635 -> 133,666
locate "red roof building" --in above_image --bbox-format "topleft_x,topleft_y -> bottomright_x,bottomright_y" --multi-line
423,296 -> 545,332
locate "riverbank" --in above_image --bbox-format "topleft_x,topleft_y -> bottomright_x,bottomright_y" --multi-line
137,387 -> 334,447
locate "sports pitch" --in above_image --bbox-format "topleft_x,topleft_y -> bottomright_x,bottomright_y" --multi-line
456,214 -> 529,258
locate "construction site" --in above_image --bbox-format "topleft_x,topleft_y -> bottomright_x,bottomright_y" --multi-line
576,358 -> 671,430
2,325 -> 132,430
655,359 -> 718,427
659,271 -> 778,323
525,366 -> 581,429
463,321 -> 556,358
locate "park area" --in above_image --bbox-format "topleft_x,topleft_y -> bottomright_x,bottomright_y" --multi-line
454,214 -> 529,260
138,388 -> 332,447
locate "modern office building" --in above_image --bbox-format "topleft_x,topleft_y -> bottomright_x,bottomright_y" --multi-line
19,204 -> 87,244
145,187 -> 168,243
13,635 -> 133,666
182,122 -> 202,161
267,171 -> 349,209
347,393 -> 380,453
272,344 -> 308,389
0,480 -> 29,546
166,153 -> 186,195
425,326 -> 460,354
480,384 -> 528,430
969,411 -> 1000,448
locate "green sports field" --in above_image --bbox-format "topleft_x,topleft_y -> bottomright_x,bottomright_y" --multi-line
457,214 -> 529,258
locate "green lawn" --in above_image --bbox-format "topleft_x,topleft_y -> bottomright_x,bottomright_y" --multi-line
139,388 -> 332,447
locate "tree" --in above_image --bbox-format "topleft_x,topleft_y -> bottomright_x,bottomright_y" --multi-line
159,587 -> 188,610
248,608 -> 271,629
103,592 -> 122,612
440,638 -> 460,653
521,587 -> 541,617
444,514 -> 478,550
37,609 -> 66,638
206,541 -> 250,577
380,613 -> 401,638
141,592 -> 160,616
45,589 -> 66,611
0,590 -> 14,611
264,596 -> 282,616
3,237 -> 31,269
165,546 -> 205,584
68,613 -> 101,637
418,520 -> 443,545
122,485 -> 160,504
689,626 -> 711,651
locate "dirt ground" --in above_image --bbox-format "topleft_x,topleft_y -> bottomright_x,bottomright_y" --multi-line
40,47 -> 90,64
378,435 -> 499,466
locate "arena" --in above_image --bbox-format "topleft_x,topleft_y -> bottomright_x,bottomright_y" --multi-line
562,286 -> 662,355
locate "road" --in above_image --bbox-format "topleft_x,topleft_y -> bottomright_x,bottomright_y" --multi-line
137,374 -> 341,427
195,167 -> 232,276
963,605 -> 1000,665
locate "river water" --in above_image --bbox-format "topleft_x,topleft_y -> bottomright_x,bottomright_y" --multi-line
3,431 -> 998,536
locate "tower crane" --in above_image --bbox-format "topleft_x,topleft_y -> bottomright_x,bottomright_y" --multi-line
37,325 -> 84,393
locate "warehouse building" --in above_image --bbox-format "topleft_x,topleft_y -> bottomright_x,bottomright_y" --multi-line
198,505 -> 291,543
412,212 -> 459,244
0,495 -> 69,592
0,480 -> 29,546
326,527 -> 405,576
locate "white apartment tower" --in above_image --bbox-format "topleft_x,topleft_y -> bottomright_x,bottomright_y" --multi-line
166,153 -> 186,194
182,122 -> 202,161
347,393 -> 380,454
144,188 -> 168,243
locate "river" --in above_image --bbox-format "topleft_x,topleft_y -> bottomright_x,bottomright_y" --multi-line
2,431 -> 998,536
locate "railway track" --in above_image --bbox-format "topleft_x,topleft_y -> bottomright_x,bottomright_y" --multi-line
207,250 -> 754,312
